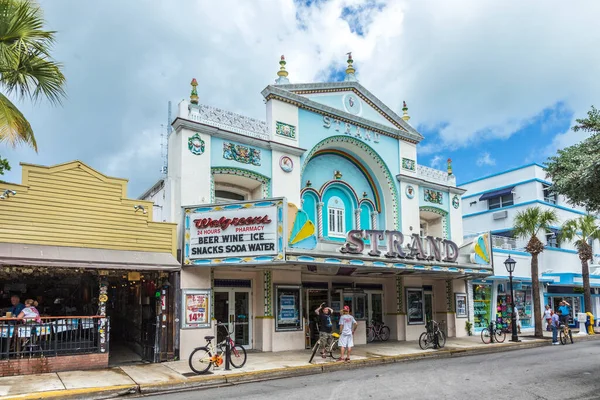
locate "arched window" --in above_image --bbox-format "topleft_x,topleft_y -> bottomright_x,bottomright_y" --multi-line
215,190 -> 245,203
327,196 -> 345,237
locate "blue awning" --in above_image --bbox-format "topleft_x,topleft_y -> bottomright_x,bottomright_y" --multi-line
479,186 -> 514,201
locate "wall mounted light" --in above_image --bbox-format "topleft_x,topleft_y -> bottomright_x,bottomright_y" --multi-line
134,205 -> 147,214
0,190 -> 16,200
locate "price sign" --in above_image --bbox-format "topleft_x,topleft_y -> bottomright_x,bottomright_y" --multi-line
182,290 -> 211,329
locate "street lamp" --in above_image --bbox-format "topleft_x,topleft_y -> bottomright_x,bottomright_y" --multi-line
504,255 -> 520,342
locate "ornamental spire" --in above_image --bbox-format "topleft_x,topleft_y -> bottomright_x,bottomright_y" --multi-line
275,55 -> 290,84
190,78 -> 199,105
402,101 -> 410,121
344,52 -> 357,82
447,158 -> 453,176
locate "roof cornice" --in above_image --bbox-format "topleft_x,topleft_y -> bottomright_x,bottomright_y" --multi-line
397,172 -> 467,195
262,84 -> 424,144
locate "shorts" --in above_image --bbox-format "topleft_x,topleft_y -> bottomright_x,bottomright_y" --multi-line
338,333 -> 354,348
319,331 -> 332,344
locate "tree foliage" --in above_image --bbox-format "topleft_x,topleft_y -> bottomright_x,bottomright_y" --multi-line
0,0 -> 66,151
0,155 -> 9,176
545,106 -> 600,212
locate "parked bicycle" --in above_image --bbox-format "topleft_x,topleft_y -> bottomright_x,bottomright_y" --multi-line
559,317 -> 574,345
367,320 -> 390,343
480,319 -> 506,344
419,319 -> 446,350
188,323 -> 247,374
308,331 -> 341,363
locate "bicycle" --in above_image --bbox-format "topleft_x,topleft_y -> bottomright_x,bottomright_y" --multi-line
559,317 -> 574,345
419,320 -> 446,350
367,320 -> 390,343
480,319 -> 506,344
188,323 -> 247,374
308,331 -> 341,363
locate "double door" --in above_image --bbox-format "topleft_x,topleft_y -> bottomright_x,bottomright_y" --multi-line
214,288 -> 252,349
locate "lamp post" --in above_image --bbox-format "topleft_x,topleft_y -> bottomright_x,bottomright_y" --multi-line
504,255 -> 520,342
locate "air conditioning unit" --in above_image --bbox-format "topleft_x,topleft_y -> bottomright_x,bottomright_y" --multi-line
501,243 -> 512,250
493,210 -> 508,220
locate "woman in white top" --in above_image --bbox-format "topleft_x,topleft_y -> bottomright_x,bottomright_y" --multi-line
17,299 -> 41,323
544,305 -> 553,331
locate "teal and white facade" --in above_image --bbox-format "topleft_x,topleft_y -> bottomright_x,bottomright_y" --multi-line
460,163 -> 600,331
142,56 -> 492,358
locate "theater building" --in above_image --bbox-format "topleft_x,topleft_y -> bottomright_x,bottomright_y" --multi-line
142,55 -> 492,358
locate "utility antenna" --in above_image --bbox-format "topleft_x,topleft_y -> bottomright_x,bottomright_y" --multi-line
167,101 -> 173,136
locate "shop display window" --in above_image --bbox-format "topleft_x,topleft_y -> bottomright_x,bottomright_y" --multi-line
275,285 -> 302,331
473,284 -> 491,329
406,288 -> 424,324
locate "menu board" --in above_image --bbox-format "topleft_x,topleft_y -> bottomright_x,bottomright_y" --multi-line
181,289 -> 211,329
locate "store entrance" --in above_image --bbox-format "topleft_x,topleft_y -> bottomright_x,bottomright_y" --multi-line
424,291 -> 434,323
365,292 -> 383,324
214,289 -> 252,349
304,289 -> 328,347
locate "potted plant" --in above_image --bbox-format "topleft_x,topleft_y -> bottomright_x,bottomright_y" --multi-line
465,321 -> 473,336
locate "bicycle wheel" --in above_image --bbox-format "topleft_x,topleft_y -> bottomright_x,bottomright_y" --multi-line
329,339 -> 341,360
481,328 -> 492,344
419,332 -> 432,350
559,330 -> 567,345
436,330 -> 446,348
568,329 -> 573,344
494,329 -> 506,343
229,344 -> 247,368
308,340 -> 320,363
380,326 -> 390,341
367,327 -> 375,343
189,347 -> 212,374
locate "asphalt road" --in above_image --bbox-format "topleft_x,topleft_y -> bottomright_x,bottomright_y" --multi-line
145,341 -> 600,400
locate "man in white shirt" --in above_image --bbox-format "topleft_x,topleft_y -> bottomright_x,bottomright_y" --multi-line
338,305 -> 357,362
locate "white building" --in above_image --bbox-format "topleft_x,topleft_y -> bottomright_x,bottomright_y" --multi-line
460,163 -> 600,331
141,55 -> 491,358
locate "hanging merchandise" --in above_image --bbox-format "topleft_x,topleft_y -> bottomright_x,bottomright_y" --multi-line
473,284 -> 491,329
496,294 -> 513,331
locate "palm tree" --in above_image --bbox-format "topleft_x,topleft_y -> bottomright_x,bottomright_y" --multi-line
513,206 -> 558,338
0,0 -> 66,151
561,215 -> 600,318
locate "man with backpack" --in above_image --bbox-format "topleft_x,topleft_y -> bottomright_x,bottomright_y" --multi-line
551,310 -> 561,345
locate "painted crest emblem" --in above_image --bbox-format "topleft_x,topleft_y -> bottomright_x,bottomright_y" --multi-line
406,185 -> 415,199
188,133 -> 205,155
452,195 -> 460,209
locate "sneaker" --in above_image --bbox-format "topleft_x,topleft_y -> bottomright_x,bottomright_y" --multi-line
552,342 -> 559,345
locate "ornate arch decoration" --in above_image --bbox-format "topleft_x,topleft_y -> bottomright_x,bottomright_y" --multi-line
359,198 -> 376,209
211,167 -> 271,202
300,187 -> 321,201
301,135 -> 399,229
419,206 -> 450,239
319,180 -> 360,208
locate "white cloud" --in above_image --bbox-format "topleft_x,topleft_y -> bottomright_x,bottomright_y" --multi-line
2,0 -> 600,195
476,153 -> 496,167
429,155 -> 443,169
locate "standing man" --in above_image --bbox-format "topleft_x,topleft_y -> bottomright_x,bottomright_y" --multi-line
8,295 -> 24,317
551,310 -> 561,345
315,302 -> 333,358
558,300 -> 571,326
338,305 -> 357,362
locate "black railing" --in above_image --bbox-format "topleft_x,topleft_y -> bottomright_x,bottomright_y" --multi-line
0,316 -> 108,359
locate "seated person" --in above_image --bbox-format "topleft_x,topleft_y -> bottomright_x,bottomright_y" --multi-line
8,295 -> 24,317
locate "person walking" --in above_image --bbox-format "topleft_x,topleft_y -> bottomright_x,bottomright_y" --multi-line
551,310 -> 560,345
315,302 -> 333,358
338,305 -> 357,362
544,305 -> 553,332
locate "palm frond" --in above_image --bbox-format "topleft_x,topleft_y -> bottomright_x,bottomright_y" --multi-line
0,92 -> 36,150
513,206 -> 558,239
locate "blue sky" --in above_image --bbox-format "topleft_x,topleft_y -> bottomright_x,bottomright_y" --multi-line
1,0 -> 599,196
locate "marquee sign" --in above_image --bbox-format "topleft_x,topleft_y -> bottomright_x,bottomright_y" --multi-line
183,200 -> 284,265
339,229 -> 459,263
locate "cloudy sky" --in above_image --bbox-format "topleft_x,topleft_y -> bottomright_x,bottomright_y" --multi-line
2,0 -> 599,195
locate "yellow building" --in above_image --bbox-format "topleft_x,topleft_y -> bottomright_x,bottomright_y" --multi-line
0,161 -> 179,375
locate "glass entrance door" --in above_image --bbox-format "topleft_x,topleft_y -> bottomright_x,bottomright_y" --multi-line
365,293 -> 383,324
214,289 -> 252,349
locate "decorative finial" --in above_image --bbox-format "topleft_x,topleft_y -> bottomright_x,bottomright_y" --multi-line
344,52 -> 357,82
190,78 -> 199,105
334,170 -> 343,180
447,158 -> 453,176
306,180 -> 312,188
402,101 -> 410,121
275,55 -> 290,84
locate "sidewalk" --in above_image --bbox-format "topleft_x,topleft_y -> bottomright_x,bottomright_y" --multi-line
0,334 -> 586,400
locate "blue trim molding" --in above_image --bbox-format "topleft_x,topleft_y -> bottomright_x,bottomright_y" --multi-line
458,163 -> 546,186
462,178 -> 552,200
463,200 -> 588,218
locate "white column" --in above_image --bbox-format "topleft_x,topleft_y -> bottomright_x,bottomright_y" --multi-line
354,209 -> 361,230
370,211 -> 378,230
317,202 -> 324,238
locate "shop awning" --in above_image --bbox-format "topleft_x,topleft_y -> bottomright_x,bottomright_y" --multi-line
0,243 -> 180,271
479,186 -> 515,201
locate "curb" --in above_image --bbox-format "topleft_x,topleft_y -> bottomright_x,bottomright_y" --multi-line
8,338 -> 586,399
2,384 -> 138,400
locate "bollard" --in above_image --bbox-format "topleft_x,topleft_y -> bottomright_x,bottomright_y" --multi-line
224,339 -> 231,370
577,313 -> 588,336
